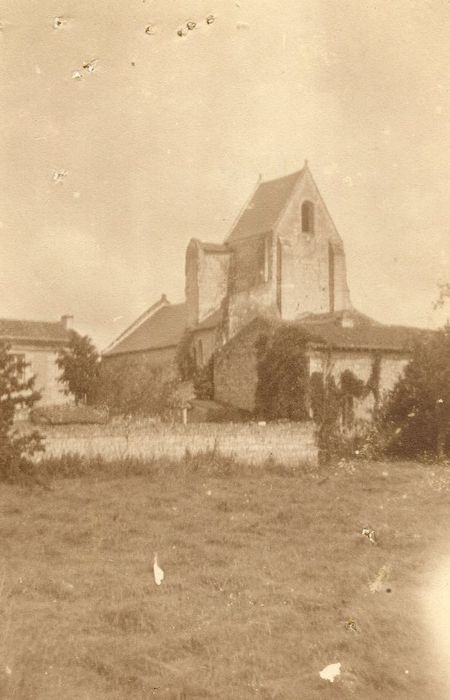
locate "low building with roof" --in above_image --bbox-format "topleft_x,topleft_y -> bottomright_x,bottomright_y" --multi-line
103,162 -> 426,422
0,315 -> 74,405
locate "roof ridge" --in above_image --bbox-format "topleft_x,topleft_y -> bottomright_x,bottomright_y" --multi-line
259,167 -> 305,186
0,317 -> 63,325
226,165 -> 307,243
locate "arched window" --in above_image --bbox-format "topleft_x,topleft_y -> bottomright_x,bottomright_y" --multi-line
301,200 -> 314,234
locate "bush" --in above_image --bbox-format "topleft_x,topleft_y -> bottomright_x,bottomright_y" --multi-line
379,325 -> 450,458
175,329 -> 196,381
311,370 -> 373,463
30,404 -> 109,426
193,357 -> 214,400
0,343 -> 44,483
97,357 -> 180,418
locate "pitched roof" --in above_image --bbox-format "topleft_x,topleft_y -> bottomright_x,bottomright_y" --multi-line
300,309 -> 381,328
228,311 -> 429,353
0,318 -> 70,345
299,316 -> 428,352
104,294 -> 170,354
226,169 -> 304,242
103,303 -> 187,356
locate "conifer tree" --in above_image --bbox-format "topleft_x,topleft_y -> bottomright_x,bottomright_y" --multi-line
0,343 -> 44,482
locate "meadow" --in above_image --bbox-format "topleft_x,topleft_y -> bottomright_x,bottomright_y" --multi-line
1,452 -> 450,699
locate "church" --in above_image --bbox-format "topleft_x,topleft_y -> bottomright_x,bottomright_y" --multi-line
103,162 -> 423,422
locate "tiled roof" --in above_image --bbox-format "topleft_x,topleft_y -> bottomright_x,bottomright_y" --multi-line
299,319 -> 428,352
233,312 -> 429,353
0,318 -> 70,344
103,303 -> 187,356
300,309 -> 380,327
227,169 -> 304,242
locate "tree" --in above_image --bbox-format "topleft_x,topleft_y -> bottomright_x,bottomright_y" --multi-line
97,357 -> 180,418
434,282 -> 450,310
56,331 -> 100,405
381,325 -> 450,458
0,343 -> 44,483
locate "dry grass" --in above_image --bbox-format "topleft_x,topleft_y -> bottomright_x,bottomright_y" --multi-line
1,455 -> 450,698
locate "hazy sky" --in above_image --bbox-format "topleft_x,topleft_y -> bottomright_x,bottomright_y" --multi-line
0,0 -> 449,349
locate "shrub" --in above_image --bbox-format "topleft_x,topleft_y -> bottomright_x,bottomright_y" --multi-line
311,369 -> 372,463
30,404 -> 108,426
97,357 -> 180,418
380,325 -> 450,458
175,329 -> 196,381
0,343 -> 44,483
193,357 -> 214,400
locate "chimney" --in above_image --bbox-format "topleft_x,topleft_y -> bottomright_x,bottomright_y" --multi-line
340,311 -> 354,328
60,314 -> 74,330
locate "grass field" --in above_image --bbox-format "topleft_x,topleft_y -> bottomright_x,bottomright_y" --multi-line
1,454 -> 450,699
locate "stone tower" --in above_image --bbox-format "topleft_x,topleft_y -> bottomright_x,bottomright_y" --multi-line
185,162 -> 352,340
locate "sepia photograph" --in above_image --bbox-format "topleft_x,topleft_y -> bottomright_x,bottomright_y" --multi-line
0,0 -> 449,697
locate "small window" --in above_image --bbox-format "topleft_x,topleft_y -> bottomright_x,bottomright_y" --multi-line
301,200 -> 314,234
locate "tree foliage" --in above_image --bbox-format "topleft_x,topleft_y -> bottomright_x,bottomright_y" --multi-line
56,331 -> 100,405
175,329 -> 196,381
434,282 -> 450,310
255,326 -> 312,421
381,325 -> 450,458
310,369 -> 367,462
98,357 -> 180,418
193,356 -> 214,400
0,343 -> 44,483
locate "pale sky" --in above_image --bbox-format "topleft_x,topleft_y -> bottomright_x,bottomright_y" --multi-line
0,0 -> 449,349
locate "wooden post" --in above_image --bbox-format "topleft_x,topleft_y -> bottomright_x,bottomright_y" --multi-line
182,407 -> 188,425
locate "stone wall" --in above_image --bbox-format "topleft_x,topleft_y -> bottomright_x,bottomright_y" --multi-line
43,421 -> 318,467
309,349 -> 410,421
215,332 -> 411,422
275,168 -> 351,319
185,240 -> 230,326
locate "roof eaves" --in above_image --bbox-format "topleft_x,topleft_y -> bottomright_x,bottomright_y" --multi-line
103,342 -> 178,359
1,336 -> 69,346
